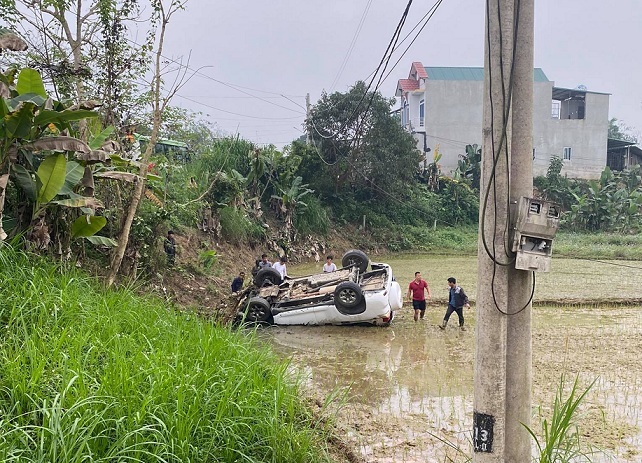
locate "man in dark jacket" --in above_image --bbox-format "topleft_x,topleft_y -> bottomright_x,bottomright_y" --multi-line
164,231 -> 177,266
231,272 -> 245,293
439,277 -> 470,331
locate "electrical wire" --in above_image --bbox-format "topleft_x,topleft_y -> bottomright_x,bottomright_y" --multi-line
176,95 -> 303,121
379,0 -> 445,86
311,0 -> 415,141
125,38 -> 306,115
329,0 -> 374,91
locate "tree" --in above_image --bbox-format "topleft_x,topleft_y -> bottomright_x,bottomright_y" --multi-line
0,66 -> 110,247
454,144 -> 481,191
106,0 -> 189,286
608,118 -> 638,143
304,81 -> 421,200
0,0 -> 147,137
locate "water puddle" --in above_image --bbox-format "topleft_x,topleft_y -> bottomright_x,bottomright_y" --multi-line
261,305 -> 642,462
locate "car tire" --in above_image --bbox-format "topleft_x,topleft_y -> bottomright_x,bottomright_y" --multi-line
341,249 -> 369,273
334,281 -> 366,315
254,267 -> 283,287
245,297 -> 272,323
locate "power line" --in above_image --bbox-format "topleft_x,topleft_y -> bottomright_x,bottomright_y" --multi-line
379,0 -> 445,86
176,95 -> 303,121
125,38 -> 306,115
311,0 -> 415,141
329,0 -> 374,91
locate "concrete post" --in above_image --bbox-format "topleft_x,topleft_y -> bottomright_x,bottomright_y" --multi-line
306,93 -> 311,145
505,0 -> 534,459
474,0 -> 534,461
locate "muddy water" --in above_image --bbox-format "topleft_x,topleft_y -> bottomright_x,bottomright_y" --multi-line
261,256 -> 642,462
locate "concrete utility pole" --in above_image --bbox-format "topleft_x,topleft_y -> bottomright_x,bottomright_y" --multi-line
306,93 -> 311,145
474,0 -> 534,461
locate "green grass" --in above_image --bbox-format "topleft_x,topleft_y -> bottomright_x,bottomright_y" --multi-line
525,375 -> 597,463
0,245 -> 334,463
368,226 -> 642,261
554,232 -> 642,260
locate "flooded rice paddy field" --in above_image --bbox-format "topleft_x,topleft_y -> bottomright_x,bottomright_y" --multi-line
262,256 -> 642,462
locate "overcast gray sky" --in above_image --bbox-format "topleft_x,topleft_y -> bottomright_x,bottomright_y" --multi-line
161,0 -> 642,149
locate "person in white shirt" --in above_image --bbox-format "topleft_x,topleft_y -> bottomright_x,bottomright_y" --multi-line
273,256 -> 288,279
323,255 -> 337,273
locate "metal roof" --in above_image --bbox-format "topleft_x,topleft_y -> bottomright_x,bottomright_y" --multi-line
135,133 -> 189,148
424,66 -> 549,82
552,87 -> 611,100
607,138 -> 638,150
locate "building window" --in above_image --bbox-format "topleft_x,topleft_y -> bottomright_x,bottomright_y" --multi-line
563,147 -> 572,160
402,98 -> 409,128
419,99 -> 425,127
551,101 -> 560,119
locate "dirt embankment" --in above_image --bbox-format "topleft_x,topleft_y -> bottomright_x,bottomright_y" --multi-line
151,223 -> 372,322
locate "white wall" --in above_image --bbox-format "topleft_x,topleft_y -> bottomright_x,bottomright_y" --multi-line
406,79 -> 609,179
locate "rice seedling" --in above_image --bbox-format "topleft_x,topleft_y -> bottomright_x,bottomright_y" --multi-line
524,374 -> 597,463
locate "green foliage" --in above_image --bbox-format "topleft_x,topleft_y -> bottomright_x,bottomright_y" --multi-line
198,249 -> 217,270
454,144 -> 481,191
294,195 -> 330,236
219,206 -> 266,245
129,200 -> 170,274
0,246 -> 334,463
0,66 -> 105,245
71,214 -> 107,238
304,81 -> 422,201
524,375 -> 596,463
564,166 -> 642,232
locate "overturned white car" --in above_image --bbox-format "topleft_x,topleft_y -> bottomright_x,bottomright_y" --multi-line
236,250 -> 402,326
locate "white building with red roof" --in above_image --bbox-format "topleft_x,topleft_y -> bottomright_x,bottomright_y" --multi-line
395,61 -> 611,179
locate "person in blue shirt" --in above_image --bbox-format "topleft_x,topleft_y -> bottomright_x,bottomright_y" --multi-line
231,271 -> 245,293
439,277 -> 470,331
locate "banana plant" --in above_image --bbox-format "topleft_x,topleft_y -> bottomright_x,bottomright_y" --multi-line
0,67 -> 113,246
271,176 -> 313,241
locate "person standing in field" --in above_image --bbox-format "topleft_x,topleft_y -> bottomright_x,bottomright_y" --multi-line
439,277 -> 470,331
407,271 -> 432,322
323,255 -> 337,273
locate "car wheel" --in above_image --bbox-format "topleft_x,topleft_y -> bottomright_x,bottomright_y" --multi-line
245,297 -> 272,323
341,249 -> 369,273
334,281 -> 366,315
254,268 -> 283,287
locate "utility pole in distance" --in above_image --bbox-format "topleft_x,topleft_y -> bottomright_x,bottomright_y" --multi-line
306,93 -> 311,145
474,0 -> 534,461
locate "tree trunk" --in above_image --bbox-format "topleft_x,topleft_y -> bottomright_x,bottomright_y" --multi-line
106,1 -> 173,286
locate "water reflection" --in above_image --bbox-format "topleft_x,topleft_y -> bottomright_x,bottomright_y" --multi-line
262,310 -> 475,461
261,305 -> 642,462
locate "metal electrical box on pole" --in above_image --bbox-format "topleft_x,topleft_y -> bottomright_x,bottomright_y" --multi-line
511,197 -> 561,272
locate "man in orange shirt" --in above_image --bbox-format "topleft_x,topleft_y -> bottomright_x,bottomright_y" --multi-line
407,271 -> 432,322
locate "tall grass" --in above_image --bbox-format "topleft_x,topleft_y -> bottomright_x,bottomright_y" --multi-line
0,245 -> 333,462
524,375 -> 597,463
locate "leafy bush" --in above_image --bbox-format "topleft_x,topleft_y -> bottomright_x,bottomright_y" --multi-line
294,195 -> 330,236
219,206 -> 266,244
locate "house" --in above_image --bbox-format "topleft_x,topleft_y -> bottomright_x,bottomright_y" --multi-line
396,62 -> 610,179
